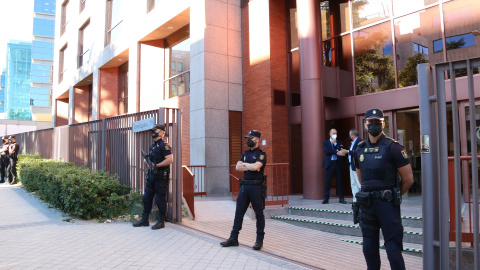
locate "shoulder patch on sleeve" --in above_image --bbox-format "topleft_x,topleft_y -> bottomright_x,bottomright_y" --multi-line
259,154 -> 265,161
401,149 -> 408,159
165,145 -> 170,151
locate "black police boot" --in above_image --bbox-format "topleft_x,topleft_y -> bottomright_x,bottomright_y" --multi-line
220,237 -> 239,247
132,213 -> 149,227
151,219 -> 165,230
253,241 -> 263,250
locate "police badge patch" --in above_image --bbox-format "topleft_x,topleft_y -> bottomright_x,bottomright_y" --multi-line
360,154 -> 364,162
165,145 -> 170,150
260,155 -> 265,160
401,150 -> 408,159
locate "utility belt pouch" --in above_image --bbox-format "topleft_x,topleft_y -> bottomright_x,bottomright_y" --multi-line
355,191 -> 371,207
393,187 -> 402,206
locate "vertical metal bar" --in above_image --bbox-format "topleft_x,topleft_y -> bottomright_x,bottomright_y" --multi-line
158,108 -> 164,126
467,59 -> 480,270
101,119 -> 106,171
449,62 -> 462,270
435,65 -> 450,269
418,63 -> 435,270
176,109 -> 182,222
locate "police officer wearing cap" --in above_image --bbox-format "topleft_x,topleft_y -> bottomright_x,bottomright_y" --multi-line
354,109 -> 413,270
221,130 -> 267,251
133,124 -> 173,230
0,137 -> 9,183
7,136 -> 19,185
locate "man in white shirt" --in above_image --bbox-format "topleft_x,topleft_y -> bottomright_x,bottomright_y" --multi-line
347,129 -> 362,202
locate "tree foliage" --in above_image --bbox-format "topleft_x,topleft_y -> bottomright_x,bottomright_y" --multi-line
354,30 -> 395,95
398,53 -> 429,88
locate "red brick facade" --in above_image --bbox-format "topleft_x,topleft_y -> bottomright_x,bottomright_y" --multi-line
241,1 -> 290,164
178,94 -> 190,166
55,99 -> 69,127
74,86 -> 90,123
99,67 -> 119,119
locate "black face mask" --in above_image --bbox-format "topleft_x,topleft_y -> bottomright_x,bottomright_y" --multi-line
367,123 -> 383,137
247,139 -> 256,148
151,131 -> 160,138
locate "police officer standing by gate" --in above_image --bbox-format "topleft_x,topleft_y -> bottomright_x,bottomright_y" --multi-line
7,136 -> 19,185
0,137 -> 9,183
354,109 -> 413,270
133,124 -> 173,230
221,130 -> 267,251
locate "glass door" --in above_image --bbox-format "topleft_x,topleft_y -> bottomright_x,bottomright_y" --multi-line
459,101 -> 480,202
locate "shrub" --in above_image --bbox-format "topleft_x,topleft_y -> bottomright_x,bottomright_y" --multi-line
18,154 -> 142,220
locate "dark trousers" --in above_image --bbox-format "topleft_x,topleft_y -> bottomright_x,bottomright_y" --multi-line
0,156 -> 8,182
360,198 -> 405,270
230,184 -> 265,241
142,177 -> 168,221
324,160 -> 344,200
7,157 -> 16,184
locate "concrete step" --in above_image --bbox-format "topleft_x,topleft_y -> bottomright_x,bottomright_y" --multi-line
288,206 -> 423,228
271,214 -> 423,245
340,235 -> 423,255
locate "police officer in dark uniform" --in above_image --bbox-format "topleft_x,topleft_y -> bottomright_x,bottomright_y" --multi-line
7,136 -> 19,185
354,109 -> 413,270
221,130 -> 267,250
133,124 -> 173,230
0,137 -> 9,183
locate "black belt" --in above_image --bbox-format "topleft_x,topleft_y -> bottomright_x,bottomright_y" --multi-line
369,189 -> 393,201
239,179 -> 264,185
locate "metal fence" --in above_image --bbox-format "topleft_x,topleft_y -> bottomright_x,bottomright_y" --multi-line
188,165 -> 206,196
418,58 -> 480,270
15,108 -> 183,223
230,163 -> 289,206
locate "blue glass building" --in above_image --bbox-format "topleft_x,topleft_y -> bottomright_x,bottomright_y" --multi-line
30,0 -> 56,121
0,70 -> 5,114
4,41 -> 32,120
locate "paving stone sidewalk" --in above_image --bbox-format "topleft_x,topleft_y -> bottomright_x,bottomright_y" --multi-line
0,184 -> 306,270
182,196 -> 424,270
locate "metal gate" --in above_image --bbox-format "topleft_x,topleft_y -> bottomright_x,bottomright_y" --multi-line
418,58 -> 480,270
16,107 -> 183,223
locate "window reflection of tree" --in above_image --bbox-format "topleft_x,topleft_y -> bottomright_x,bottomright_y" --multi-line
354,30 -> 395,95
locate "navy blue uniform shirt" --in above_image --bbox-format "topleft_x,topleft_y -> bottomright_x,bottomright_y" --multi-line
239,147 -> 267,180
149,139 -> 172,170
353,134 -> 409,170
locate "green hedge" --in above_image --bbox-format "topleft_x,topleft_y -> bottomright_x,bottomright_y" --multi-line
18,155 -> 141,220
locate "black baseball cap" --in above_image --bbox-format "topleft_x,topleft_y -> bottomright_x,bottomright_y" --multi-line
365,108 -> 384,121
245,130 -> 261,138
150,124 -> 166,131
8,135 -> 15,139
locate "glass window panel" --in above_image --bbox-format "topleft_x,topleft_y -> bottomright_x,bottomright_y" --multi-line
443,0 -> 480,61
394,7 -> 442,88
34,0 -> 56,15
392,0 -> 438,17
340,1 -> 351,33
111,0 -> 123,27
352,0 -> 391,29
354,22 -> 395,95
321,1 -> 331,40
177,62 -> 183,72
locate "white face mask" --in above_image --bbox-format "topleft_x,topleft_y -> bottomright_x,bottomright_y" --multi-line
331,134 -> 337,140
